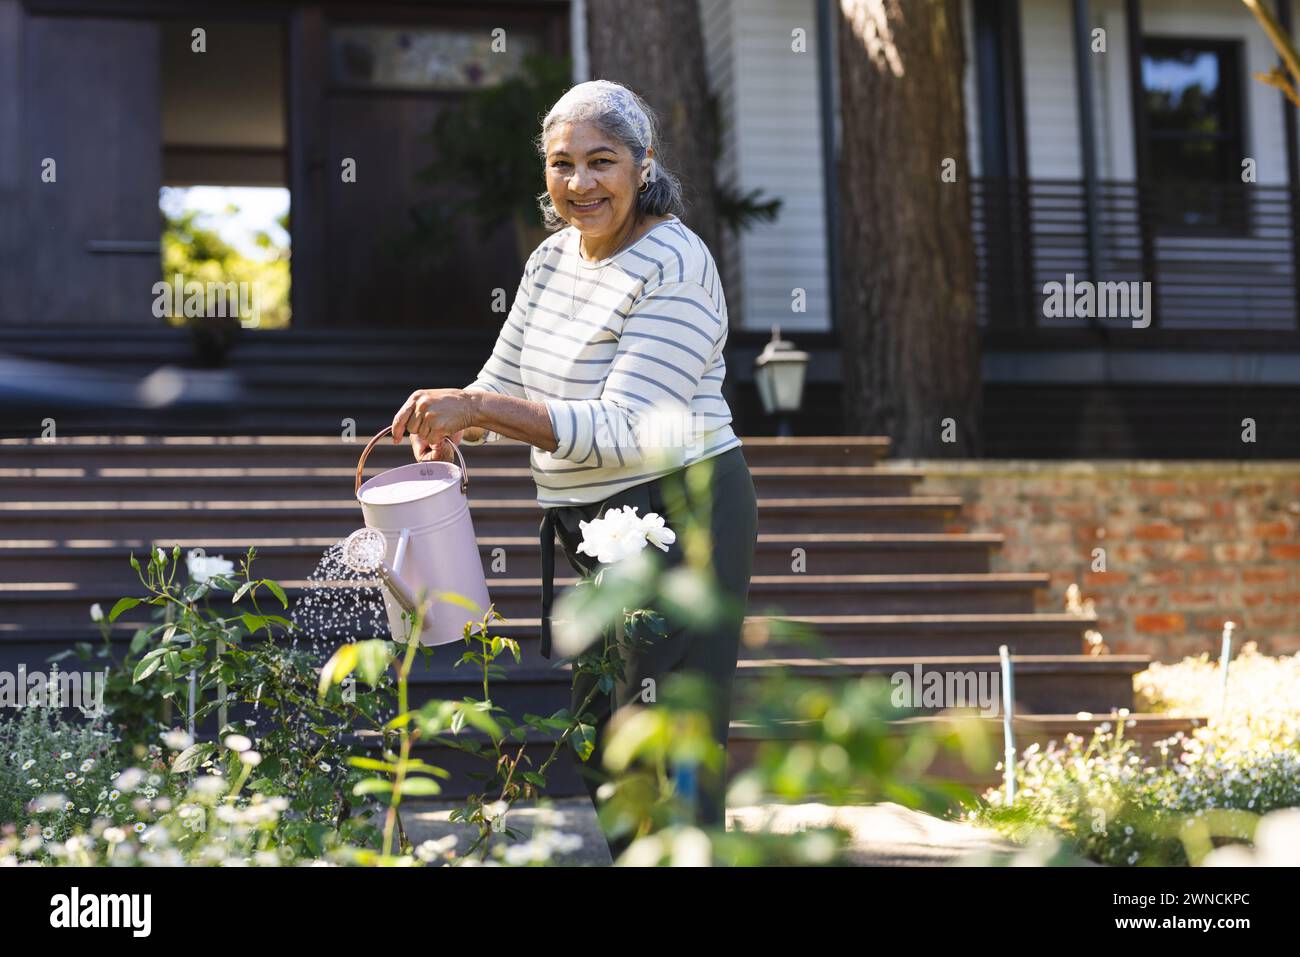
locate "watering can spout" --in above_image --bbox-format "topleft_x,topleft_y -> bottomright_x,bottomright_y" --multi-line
376,562 -> 422,616
343,527 -> 424,616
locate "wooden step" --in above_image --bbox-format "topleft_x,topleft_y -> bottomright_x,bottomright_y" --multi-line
342,654 -> 1142,717
4,610 -> 1092,666
0,435 -> 893,468
0,571 -> 1049,627
727,712 -> 1206,792
0,496 -> 962,537
0,464 -> 923,500
0,532 -> 1003,581
0,634 -> 1140,717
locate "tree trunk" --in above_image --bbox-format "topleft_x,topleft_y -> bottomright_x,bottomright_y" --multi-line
584,0 -> 720,258
837,0 -> 981,456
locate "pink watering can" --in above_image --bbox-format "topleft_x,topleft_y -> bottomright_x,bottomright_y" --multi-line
343,426 -> 490,647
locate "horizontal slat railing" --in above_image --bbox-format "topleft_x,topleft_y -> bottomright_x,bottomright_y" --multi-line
973,177 -> 1300,337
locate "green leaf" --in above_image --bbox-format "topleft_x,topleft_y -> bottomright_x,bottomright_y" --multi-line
231,581 -> 254,603
172,742 -> 216,773
404,761 -> 451,779
571,722 -> 596,762
239,613 -> 267,634
318,643 -> 359,700
354,639 -> 391,688
383,712 -> 416,732
348,756 -> 397,773
264,580 -> 288,609
352,779 -> 393,796
521,771 -> 547,787
108,597 -> 142,622
133,655 -> 163,683
399,777 -> 441,796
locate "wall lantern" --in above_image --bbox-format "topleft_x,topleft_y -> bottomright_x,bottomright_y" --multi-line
753,324 -> 809,437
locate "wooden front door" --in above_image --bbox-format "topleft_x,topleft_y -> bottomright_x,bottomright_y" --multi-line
16,15 -> 161,326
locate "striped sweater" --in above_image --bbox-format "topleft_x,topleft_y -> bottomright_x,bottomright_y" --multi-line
460,213 -> 742,507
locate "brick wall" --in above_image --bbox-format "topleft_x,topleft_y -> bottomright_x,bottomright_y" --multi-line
888,461 -> 1300,661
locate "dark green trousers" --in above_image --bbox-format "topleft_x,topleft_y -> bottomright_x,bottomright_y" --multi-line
539,445 -> 758,856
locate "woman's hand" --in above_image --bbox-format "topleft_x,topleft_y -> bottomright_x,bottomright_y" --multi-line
391,388 -> 476,450
410,430 -> 464,463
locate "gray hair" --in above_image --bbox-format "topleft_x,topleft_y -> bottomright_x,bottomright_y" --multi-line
533,82 -> 685,232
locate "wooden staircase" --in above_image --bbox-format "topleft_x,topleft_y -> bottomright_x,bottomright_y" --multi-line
0,432 -> 1185,795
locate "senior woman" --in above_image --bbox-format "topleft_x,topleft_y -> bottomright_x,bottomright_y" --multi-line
390,79 -> 757,854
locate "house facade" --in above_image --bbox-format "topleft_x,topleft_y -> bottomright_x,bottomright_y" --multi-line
0,0 -> 1296,454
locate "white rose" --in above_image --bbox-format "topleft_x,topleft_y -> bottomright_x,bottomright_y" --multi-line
577,505 -> 652,565
188,553 -> 235,584
639,511 -> 677,552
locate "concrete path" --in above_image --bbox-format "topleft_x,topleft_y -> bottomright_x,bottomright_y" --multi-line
399,797 -> 1024,866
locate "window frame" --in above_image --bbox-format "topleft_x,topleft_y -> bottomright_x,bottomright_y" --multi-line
1139,34 -> 1250,237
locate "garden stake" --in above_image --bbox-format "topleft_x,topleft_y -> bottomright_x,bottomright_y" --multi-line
1218,621 -> 1236,716
999,644 -> 1015,803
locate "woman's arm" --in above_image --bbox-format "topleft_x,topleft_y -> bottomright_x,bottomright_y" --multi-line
465,391 -> 559,453
395,388 -> 558,458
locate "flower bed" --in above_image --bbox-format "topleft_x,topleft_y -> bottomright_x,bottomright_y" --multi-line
965,643 -> 1300,865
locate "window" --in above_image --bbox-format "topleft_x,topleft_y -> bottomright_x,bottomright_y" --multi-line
329,26 -> 541,91
1141,38 -> 1246,232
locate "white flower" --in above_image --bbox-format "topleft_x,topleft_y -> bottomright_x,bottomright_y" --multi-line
187,553 -> 234,584
223,734 -> 252,753
485,800 -> 509,832
238,750 -> 262,767
115,768 -> 145,792
89,603 -> 104,622
577,505 -> 672,565
639,510 -> 677,552
79,759 -> 95,772
20,759 -> 34,771
161,729 -> 194,751
415,835 -> 457,863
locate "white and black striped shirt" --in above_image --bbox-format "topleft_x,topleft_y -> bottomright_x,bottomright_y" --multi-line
460,214 -> 742,507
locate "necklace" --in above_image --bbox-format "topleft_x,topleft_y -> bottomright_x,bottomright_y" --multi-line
569,214 -> 643,321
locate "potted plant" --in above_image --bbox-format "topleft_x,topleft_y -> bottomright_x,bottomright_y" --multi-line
410,52 -> 572,269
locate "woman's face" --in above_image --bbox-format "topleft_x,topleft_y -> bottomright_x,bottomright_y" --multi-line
544,120 -> 644,244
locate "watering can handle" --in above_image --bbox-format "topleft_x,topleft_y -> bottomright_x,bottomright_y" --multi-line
355,426 -> 470,497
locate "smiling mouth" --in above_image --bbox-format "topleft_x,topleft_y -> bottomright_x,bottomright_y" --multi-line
570,198 -> 606,210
